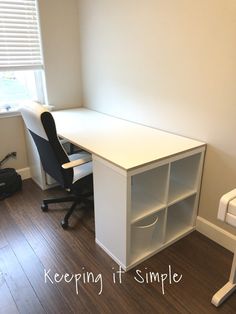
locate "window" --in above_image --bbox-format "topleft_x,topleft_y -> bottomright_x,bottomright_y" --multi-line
0,0 -> 46,113
0,69 -> 45,112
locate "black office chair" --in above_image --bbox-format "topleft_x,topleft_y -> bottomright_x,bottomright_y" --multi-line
20,102 -> 93,229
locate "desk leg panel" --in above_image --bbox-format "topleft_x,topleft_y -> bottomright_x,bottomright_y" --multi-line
93,157 -> 128,268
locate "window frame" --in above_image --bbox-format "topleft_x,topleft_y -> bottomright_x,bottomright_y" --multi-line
0,0 -> 47,116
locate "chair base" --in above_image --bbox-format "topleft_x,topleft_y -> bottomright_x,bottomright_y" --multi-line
212,246 -> 236,307
211,282 -> 236,307
41,194 -> 91,229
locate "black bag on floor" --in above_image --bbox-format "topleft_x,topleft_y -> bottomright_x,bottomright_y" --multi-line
0,168 -> 22,200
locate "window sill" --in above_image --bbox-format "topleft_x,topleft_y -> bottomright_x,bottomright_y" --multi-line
0,103 -> 53,119
0,109 -> 21,118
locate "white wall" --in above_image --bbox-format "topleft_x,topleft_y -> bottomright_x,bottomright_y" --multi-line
0,115 -> 28,169
78,0 -> 236,234
38,0 -> 82,109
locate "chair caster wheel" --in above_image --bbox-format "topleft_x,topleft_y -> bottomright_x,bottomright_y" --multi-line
41,204 -> 48,212
61,220 -> 68,229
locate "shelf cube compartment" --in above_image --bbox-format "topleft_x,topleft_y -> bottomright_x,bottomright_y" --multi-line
165,195 -> 196,242
131,165 -> 168,222
168,153 -> 201,204
131,210 -> 166,261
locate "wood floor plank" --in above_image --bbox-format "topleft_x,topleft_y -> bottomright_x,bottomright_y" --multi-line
0,274 -> 19,314
0,245 -> 45,314
0,201 -> 73,314
1,179 -> 236,314
0,229 -> 8,249
5,193 -> 95,313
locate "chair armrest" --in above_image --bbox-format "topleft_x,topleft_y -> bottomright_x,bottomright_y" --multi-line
62,155 -> 92,170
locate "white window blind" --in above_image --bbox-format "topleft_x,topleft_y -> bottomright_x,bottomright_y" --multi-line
0,0 -> 43,70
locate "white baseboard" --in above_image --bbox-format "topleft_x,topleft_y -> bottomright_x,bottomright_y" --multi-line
196,216 -> 236,253
16,167 -> 31,180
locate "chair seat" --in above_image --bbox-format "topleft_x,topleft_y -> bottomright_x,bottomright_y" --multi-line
69,152 -> 93,183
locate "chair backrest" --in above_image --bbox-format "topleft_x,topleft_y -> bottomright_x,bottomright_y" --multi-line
20,102 -> 73,188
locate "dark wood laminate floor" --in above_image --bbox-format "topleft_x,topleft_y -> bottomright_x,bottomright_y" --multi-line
0,179 -> 235,314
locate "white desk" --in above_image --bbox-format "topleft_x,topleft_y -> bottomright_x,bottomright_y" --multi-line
53,108 -> 206,270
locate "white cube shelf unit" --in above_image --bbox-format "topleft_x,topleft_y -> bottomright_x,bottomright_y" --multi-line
94,146 -> 205,271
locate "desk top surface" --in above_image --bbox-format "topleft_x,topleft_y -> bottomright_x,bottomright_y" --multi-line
52,108 -> 205,170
